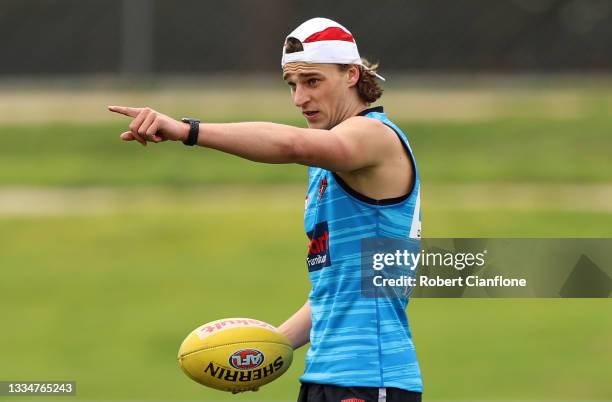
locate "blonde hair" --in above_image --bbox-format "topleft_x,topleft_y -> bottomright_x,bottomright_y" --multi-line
339,59 -> 384,104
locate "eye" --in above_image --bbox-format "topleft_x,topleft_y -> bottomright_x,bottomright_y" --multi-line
287,82 -> 296,90
307,78 -> 319,87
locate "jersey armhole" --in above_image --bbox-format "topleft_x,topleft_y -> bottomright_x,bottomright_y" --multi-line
332,122 -> 417,206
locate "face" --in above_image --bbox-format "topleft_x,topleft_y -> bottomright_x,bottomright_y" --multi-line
282,63 -> 359,129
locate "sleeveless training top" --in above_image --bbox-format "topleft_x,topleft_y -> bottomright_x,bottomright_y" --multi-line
300,106 -> 422,392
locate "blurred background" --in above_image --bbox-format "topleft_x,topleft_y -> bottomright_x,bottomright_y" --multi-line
0,0 -> 610,401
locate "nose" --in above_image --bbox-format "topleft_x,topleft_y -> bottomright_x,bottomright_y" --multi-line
292,85 -> 310,108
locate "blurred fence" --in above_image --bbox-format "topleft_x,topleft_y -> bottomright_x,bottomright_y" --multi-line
1,0 -> 612,75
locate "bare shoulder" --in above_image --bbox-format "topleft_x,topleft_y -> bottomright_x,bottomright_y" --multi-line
332,114 -> 414,198
333,115 -> 388,135
331,115 -> 398,149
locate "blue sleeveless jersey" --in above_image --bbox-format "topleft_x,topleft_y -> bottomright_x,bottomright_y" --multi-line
301,106 -> 422,392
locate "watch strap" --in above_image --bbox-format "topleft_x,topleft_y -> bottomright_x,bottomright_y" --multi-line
181,118 -> 200,146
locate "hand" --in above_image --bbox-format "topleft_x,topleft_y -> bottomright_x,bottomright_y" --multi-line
231,386 -> 259,394
108,106 -> 190,146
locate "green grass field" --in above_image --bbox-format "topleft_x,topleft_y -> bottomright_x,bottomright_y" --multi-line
1,116 -> 612,186
0,82 -> 611,401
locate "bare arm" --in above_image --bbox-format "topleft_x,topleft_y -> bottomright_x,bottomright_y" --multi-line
197,122 -> 330,164
107,106 -> 395,172
278,301 -> 311,350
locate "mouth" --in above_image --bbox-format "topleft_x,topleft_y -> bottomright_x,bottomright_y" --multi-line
302,110 -> 320,121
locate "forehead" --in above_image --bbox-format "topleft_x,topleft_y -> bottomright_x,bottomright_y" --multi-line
282,62 -> 338,80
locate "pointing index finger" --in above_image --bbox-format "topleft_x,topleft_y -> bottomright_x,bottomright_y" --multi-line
108,105 -> 142,117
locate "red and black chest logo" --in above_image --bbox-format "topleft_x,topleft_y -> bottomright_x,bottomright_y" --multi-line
317,176 -> 328,201
306,221 -> 331,272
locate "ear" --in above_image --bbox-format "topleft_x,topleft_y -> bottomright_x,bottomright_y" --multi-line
346,65 -> 360,87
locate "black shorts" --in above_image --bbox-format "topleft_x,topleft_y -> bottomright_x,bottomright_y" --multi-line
297,382 -> 422,402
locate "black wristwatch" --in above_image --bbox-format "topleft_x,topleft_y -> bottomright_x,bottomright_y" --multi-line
181,118 -> 201,146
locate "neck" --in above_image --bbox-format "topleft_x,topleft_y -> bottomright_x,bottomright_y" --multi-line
332,96 -> 369,128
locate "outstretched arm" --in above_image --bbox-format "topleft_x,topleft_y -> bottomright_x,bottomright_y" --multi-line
278,301 -> 311,350
108,105 -> 394,173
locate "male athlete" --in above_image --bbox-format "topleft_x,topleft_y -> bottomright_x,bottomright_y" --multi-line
109,17 -> 422,402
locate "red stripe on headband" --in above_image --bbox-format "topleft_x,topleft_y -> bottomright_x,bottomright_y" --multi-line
303,27 -> 355,43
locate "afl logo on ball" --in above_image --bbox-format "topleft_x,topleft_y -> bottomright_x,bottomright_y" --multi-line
229,349 -> 264,370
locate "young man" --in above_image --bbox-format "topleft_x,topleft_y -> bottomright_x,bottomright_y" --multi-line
109,17 -> 422,402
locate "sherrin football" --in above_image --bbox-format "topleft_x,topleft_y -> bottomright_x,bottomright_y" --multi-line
177,318 -> 293,393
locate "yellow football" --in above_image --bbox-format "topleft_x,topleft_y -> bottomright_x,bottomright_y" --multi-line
177,318 -> 293,393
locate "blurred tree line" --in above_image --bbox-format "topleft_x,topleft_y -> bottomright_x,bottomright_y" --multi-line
1,0 -> 610,75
